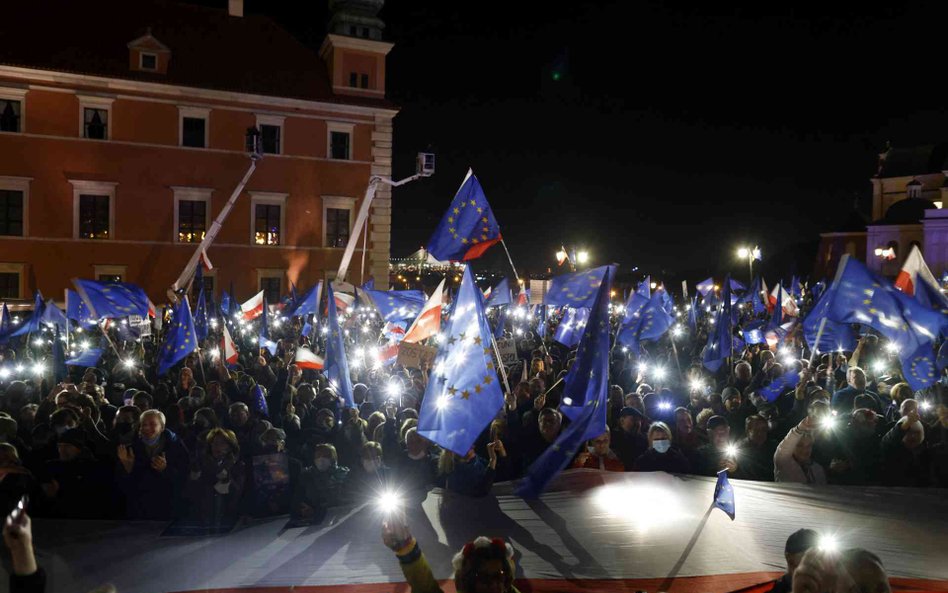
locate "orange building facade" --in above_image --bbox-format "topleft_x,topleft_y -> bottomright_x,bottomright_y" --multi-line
0,0 -> 397,307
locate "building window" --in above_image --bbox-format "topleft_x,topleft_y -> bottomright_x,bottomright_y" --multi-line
349,72 -> 358,88
79,195 -> 110,239
182,117 -> 206,148
360,73 -> 369,89
0,272 -> 19,299
191,274 -> 215,302
83,108 -> 108,139
250,192 -> 287,247
94,265 -> 126,283
330,131 -> 350,160
0,190 -> 24,237
0,100 -> 20,133
140,53 -> 158,71
260,276 -> 281,303
99,274 -> 122,283
255,115 -> 284,155
326,208 -> 350,248
178,200 -> 207,243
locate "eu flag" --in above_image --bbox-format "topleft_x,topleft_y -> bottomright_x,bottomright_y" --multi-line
617,292 -> 674,353
621,278 -> 649,324
1,292 -> 45,341
220,291 -> 231,317
738,276 -> 766,315
758,369 -> 800,403
802,282 -> 856,354
427,169 -> 502,262
66,290 -> 96,328
544,265 -> 616,309
703,276 -> 733,373
742,328 -> 765,345
288,282 -> 322,319
157,296 -> 196,376
553,307 -> 589,348
518,267 -> 612,498
767,285 -> 784,331
258,297 -> 278,356
825,256 -> 945,390
713,470 -> 736,520
418,265 -> 504,456
696,277 -> 715,297
73,279 -> 150,319
194,287 -> 209,342
485,278 -> 512,308
492,304 -> 508,340
66,347 -> 104,368
324,283 -> 355,409
364,289 -> 426,322
687,296 -> 698,332
40,299 -> 69,331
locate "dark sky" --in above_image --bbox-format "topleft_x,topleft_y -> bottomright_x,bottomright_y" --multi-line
238,1 -> 948,285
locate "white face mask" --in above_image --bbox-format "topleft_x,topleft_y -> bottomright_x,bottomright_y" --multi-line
586,445 -> 598,455
363,459 -> 381,473
314,458 -> 332,472
407,450 -> 427,460
652,439 -> 671,454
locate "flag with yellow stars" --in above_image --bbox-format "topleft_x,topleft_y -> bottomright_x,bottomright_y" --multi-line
73,278 -> 150,320
518,265 -> 613,498
703,274 -> 734,373
543,265 -> 616,309
617,291 -> 674,353
324,282 -> 355,409
417,264 -> 504,456
426,169 -> 502,262
362,288 -> 426,323
157,296 -> 196,376
825,256 -> 946,391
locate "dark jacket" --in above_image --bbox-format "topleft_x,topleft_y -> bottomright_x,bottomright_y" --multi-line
632,447 -> 691,474
880,423 -> 931,487
116,429 -> 190,519
611,427 -> 648,470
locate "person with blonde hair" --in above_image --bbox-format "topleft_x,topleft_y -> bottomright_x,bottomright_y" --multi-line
188,427 -> 246,524
633,421 -> 691,473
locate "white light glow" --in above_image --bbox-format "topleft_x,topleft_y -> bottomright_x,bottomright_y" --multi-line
920,401 -> 932,412
658,401 -> 672,411
690,379 -> 705,392
872,361 -> 886,375
436,395 -> 450,410
725,444 -> 739,458
884,342 -> 899,354
32,362 -> 45,376
386,381 -> 401,398
652,366 -> 667,380
562,397 -> 573,406
14,365 -> 24,374
81,341 -> 91,350
122,359 -> 136,369
33,339 -> 44,348
593,482 -> 686,534
637,362 -> 648,374
818,534 -> 840,554
210,348 -> 221,360
0,368 -> 9,380
820,416 -> 837,430
378,490 -> 402,514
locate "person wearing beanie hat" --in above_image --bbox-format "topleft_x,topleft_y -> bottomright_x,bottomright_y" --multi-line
769,528 -> 819,593
611,407 -> 647,469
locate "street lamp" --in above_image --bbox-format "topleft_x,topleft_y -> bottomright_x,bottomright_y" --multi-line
736,245 -> 756,283
576,250 -> 589,266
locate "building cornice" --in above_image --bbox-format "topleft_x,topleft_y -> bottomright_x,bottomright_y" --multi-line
0,64 -> 398,118
319,34 -> 394,57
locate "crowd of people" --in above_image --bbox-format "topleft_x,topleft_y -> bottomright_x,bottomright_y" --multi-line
0,281 -> 944,591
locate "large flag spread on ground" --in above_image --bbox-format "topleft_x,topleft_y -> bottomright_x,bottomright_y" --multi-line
617,292 -> 674,352
696,277 -> 715,297
553,307 -> 589,348
194,286 -> 209,342
294,347 -> 324,370
544,265 -> 616,309
427,169 -> 502,262
288,281 -> 322,319
713,470 -> 736,520
703,276 -> 733,373
66,347 -> 103,368
402,279 -> 445,344
757,369 -> 801,403
258,298 -> 277,355
518,266 -> 612,499
894,244 -> 948,318
324,282 -> 355,409
221,323 -> 238,365
485,278 -> 512,308
241,290 -> 265,320
363,289 -> 426,323
824,256 -> 946,391
417,265 -> 504,456
802,281 -> 857,354
157,296 -> 196,376
73,279 -> 149,319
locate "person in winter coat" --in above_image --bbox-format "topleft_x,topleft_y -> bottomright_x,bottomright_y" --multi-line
633,421 -> 691,473
291,443 -> 349,524
116,409 -> 190,519
187,428 -> 246,524
880,409 -> 931,487
572,431 -> 625,471
774,416 -> 826,485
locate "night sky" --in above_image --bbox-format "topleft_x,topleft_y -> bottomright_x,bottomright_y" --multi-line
228,1 -> 948,286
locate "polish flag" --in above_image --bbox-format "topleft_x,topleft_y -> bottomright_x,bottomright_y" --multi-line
200,249 -> 214,271
769,283 -> 799,317
241,290 -> 265,319
894,244 -> 938,297
294,347 -> 324,370
516,290 -> 528,306
334,292 -> 355,314
402,279 -> 445,344
221,324 -> 239,364
147,299 -> 157,318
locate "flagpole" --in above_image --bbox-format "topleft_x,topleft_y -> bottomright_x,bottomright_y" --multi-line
500,239 -> 520,284
490,334 -> 512,396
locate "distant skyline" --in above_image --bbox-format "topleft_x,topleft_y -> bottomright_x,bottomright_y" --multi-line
233,1 -> 948,284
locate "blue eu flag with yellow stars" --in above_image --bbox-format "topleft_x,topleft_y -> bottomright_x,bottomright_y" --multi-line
427,169 -> 502,262
544,265 -> 616,309
713,470 -> 736,520
802,281 -> 856,354
824,256 -> 945,391
617,292 -> 674,353
258,297 -> 278,356
324,282 -> 355,409
758,369 -> 800,403
418,265 -> 504,456
363,289 -> 426,323
553,307 -> 589,348
157,296 -> 196,376
1,291 -> 45,341
194,287 -> 209,342
73,278 -> 150,320
485,278 -> 512,308
518,267 -> 613,499
703,276 -> 733,373
622,276 -> 650,323
288,282 -> 322,319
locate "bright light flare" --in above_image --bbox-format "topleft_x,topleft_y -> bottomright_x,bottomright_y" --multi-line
32,339 -> 44,348
818,534 -> 840,554
920,401 -> 932,412
737,247 -> 750,259
377,490 -> 402,514
872,360 -> 886,375
577,250 -> 589,264
31,362 -> 45,376
820,416 -> 837,430
436,395 -> 450,410
385,381 -> 401,398
14,364 -> 24,374
652,366 -> 667,380
593,481 -> 686,533
725,444 -> 739,458
0,368 -> 10,380
690,379 -> 704,392
658,401 -> 672,411
672,325 -> 683,337
122,359 -> 136,369
637,362 -> 648,374
884,342 -> 899,354
210,347 -> 221,360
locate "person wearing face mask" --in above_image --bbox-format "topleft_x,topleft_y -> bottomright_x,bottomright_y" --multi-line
187,428 -> 246,525
116,409 -> 190,520
395,428 -> 439,503
347,441 -> 395,500
632,422 -> 690,473
571,431 -> 624,471
110,405 -> 141,445
291,443 -> 349,525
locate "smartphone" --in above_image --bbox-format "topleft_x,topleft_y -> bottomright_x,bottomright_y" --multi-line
6,494 -> 28,538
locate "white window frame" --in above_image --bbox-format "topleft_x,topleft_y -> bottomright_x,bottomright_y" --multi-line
78,95 -> 115,140
70,180 -> 117,240
327,121 -> 354,160
172,186 -> 213,243
255,114 -> 285,155
249,191 -> 288,247
0,87 -> 28,133
139,52 -> 158,71
256,268 -> 284,300
178,106 -> 210,148
322,195 -> 356,248
0,262 -> 26,300
0,176 -> 31,237
93,264 -> 127,282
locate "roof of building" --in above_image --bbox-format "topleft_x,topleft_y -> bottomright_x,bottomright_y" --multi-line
877,143 -> 948,178
0,0 -> 396,111
872,197 -> 935,225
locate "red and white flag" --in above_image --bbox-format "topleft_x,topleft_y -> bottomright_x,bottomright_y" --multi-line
241,290 -> 265,320
200,249 -> 214,271
147,299 -> 157,318
402,279 -> 445,344
334,291 -> 355,314
294,347 -> 324,370
768,283 -> 798,317
221,324 -> 239,364
894,244 -> 938,297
